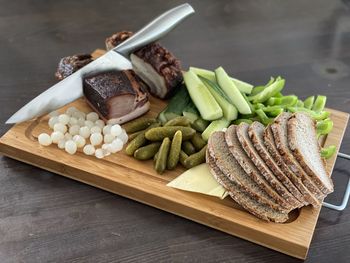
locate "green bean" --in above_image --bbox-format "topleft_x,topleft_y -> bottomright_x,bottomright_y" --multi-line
267,95 -> 297,106
312,95 -> 327,112
321,145 -> 336,159
303,96 -> 315,110
248,78 -> 285,103
250,85 -> 265,96
287,107 -> 330,120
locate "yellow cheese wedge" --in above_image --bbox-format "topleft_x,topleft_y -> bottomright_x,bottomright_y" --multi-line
167,163 -> 228,199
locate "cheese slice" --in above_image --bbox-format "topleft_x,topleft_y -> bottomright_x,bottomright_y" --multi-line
167,163 -> 228,199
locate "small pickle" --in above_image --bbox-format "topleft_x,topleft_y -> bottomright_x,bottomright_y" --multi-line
191,133 -> 207,151
154,137 -> 171,174
184,145 -> 207,169
321,145 -> 336,159
145,126 -> 196,141
191,118 -> 210,132
125,122 -> 161,155
154,150 -> 159,162
134,142 -> 162,160
182,141 -> 196,155
312,95 -> 327,112
123,117 -> 157,133
164,116 -> 191,127
179,150 -> 188,167
167,131 -> 183,170
128,131 -> 142,141
303,96 -> 315,110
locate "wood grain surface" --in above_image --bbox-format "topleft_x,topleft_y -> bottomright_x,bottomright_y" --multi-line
1,0 -> 350,262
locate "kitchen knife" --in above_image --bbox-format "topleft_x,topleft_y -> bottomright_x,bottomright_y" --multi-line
6,3 -> 194,124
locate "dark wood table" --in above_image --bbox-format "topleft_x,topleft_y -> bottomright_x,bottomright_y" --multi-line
1,0 -> 350,262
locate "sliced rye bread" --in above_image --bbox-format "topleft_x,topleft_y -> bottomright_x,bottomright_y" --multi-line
288,113 -> 334,194
264,126 -> 321,206
236,122 -> 302,209
206,150 -> 289,223
207,131 -> 284,211
249,122 -> 308,206
225,125 -> 291,212
270,112 -> 325,200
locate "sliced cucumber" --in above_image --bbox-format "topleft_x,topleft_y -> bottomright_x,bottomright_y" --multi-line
201,77 -> 238,121
202,118 -> 230,141
215,67 -> 252,115
183,71 -> 223,121
190,66 -> 253,94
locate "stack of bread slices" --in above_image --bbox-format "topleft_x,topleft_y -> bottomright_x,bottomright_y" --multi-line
207,112 -> 334,223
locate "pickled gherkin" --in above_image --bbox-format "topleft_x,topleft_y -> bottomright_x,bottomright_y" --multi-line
134,142 -> 161,160
154,137 -> 171,174
123,118 -> 157,133
145,126 -> 196,141
167,131 -> 183,170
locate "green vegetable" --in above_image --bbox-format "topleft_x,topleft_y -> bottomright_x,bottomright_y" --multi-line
287,107 -> 330,120
201,76 -> 238,121
191,133 -> 207,151
163,85 -> 192,121
202,118 -> 230,141
134,142 -> 162,160
296,100 -> 304,107
215,67 -> 252,114
184,70 -> 223,120
191,118 -> 210,132
154,137 -> 171,174
266,95 -> 298,106
167,131 -> 182,170
189,66 -> 253,94
123,118 -> 157,133
312,95 -> 327,112
164,116 -> 191,127
250,85 -> 265,96
182,141 -> 196,155
179,150 -> 189,167
303,96 -> 315,110
263,106 -> 284,117
321,145 -> 336,159
125,123 -> 161,155
248,78 -> 285,103
157,108 -> 168,124
233,119 -> 253,125
184,145 -> 207,169
145,126 -> 196,141
182,101 -> 199,123
128,131 -> 143,141
255,109 -> 274,125
316,118 -> 333,137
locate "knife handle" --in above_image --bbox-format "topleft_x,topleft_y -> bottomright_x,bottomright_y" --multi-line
113,3 -> 195,56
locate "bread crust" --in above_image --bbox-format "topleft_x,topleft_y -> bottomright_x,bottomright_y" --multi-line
263,125 -> 321,207
247,122 -> 305,207
206,149 -> 289,223
271,113 -> 325,201
225,126 -> 291,212
287,113 -> 334,194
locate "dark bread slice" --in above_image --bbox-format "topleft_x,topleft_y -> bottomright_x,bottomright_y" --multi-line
288,113 -> 334,194
206,150 -> 289,223
237,122 -> 302,209
207,131 -> 283,211
264,126 -> 321,206
270,112 -> 325,200
225,125 -> 291,212
249,122 -> 307,206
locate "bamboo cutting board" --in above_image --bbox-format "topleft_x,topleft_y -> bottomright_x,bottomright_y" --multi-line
0,50 -> 348,259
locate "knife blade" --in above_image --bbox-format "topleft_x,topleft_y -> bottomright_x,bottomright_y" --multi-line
6,3 -> 194,124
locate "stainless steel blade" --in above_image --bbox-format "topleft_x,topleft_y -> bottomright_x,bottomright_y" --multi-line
6,3 -> 194,124
6,52 -> 132,124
